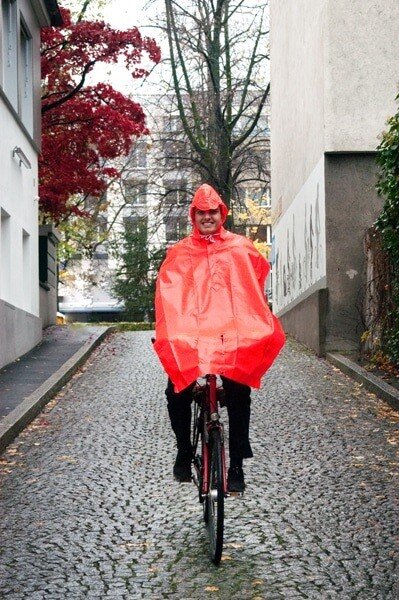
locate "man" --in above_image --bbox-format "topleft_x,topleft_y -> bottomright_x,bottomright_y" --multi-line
153,184 -> 285,492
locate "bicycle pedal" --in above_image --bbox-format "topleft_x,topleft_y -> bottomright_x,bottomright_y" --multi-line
227,491 -> 244,498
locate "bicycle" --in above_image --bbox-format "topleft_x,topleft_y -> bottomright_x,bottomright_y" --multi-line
191,374 -> 228,565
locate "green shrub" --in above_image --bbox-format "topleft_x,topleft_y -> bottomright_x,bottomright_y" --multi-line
375,92 -> 399,364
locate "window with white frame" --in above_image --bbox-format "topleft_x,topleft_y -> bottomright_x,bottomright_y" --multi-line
164,216 -> 187,242
1,208 -> 11,299
124,182 -> 147,205
164,181 -> 188,205
256,224 -> 272,244
129,141 -> 147,169
162,139 -> 186,169
124,215 -> 148,236
251,186 -> 271,207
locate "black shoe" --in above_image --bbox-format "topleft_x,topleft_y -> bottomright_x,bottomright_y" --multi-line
173,450 -> 192,482
227,466 -> 245,493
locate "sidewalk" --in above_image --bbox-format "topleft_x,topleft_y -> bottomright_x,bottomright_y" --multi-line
326,352 -> 399,412
0,324 -> 114,453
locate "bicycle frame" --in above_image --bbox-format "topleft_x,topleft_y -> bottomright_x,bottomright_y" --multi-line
192,374 -> 227,499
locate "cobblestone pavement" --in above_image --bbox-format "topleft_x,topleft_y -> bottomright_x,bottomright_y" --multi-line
0,332 -> 398,599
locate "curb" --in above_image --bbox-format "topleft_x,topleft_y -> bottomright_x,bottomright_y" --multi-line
326,352 -> 399,412
0,326 -> 116,454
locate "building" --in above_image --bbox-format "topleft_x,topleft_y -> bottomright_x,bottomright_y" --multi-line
58,100 -> 196,321
0,0 -> 62,369
270,0 -> 399,355
59,93 -> 273,320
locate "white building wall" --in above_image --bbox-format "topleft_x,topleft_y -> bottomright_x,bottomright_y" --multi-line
0,105 -> 39,315
271,0 -> 399,222
0,0 -> 60,367
271,0 -> 399,317
324,0 -> 399,151
272,157 -> 326,314
270,0 -> 326,219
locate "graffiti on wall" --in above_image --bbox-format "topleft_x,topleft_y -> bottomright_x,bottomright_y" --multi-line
272,159 -> 326,314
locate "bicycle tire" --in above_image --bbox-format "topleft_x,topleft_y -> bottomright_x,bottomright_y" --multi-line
206,428 -> 224,565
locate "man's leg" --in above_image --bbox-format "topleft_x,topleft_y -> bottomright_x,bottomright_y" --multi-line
221,377 -> 253,492
165,378 -> 195,481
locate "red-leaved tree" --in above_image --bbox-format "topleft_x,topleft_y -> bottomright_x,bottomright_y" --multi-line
40,6 -> 161,222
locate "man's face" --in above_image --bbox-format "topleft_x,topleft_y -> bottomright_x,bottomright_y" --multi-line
194,208 -> 222,235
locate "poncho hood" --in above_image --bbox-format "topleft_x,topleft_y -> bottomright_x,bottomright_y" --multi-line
189,184 -> 228,226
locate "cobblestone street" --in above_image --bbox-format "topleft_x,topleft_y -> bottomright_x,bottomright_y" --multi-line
0,331 -> 398,599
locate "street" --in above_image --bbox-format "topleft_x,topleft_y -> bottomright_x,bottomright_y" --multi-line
0,331 -> 398,599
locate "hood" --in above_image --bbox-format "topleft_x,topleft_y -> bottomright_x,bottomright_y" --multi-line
189,184 -> 228,225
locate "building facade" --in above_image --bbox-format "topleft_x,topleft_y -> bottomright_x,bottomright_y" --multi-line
0,0 -> 62,368
270,0 -> 399,354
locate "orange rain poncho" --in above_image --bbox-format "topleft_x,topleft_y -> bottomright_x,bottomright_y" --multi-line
153,184 -> 285,392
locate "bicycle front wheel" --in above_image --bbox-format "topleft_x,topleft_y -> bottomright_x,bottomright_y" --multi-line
206,428 -> 225,565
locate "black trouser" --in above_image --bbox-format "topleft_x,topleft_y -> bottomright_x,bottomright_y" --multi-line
166,377 -> 253,465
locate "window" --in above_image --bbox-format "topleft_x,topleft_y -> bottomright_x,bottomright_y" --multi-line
163,115 -> 181,132
2,0 -> 18,109
19,21 -> 33,134
22,229 -> 31,307
251,186 -> 271,207
256,224 -> 272,244
1,208 -> 11,299
93,215 -> 108,258
162,139 -> 185,169
124,216 -> 148,236
165,216 -> 187,242
124,183 -> 147,205
164,182 -> 188,205
1,2 -> 34,134
129,142 -> 147,169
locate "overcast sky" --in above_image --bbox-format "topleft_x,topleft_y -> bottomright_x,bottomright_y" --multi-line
94,0 -> 167,96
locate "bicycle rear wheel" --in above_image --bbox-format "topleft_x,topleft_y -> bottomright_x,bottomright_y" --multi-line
206,428 -> 225,565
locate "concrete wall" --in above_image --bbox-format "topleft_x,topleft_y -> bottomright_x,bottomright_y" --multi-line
279,289 -> 328,356
0,300 -> 41,369
270,0 -> 399,354
271,0 -> 399,219
324,153 -> 384,352
270,0 -> 326,219
324,0 -> 399,151
39,286 -> 57,328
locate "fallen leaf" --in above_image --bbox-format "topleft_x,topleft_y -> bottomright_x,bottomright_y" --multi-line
56,455 -> 77,463
6,448 -> 20,455
205,586 -> 219,592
